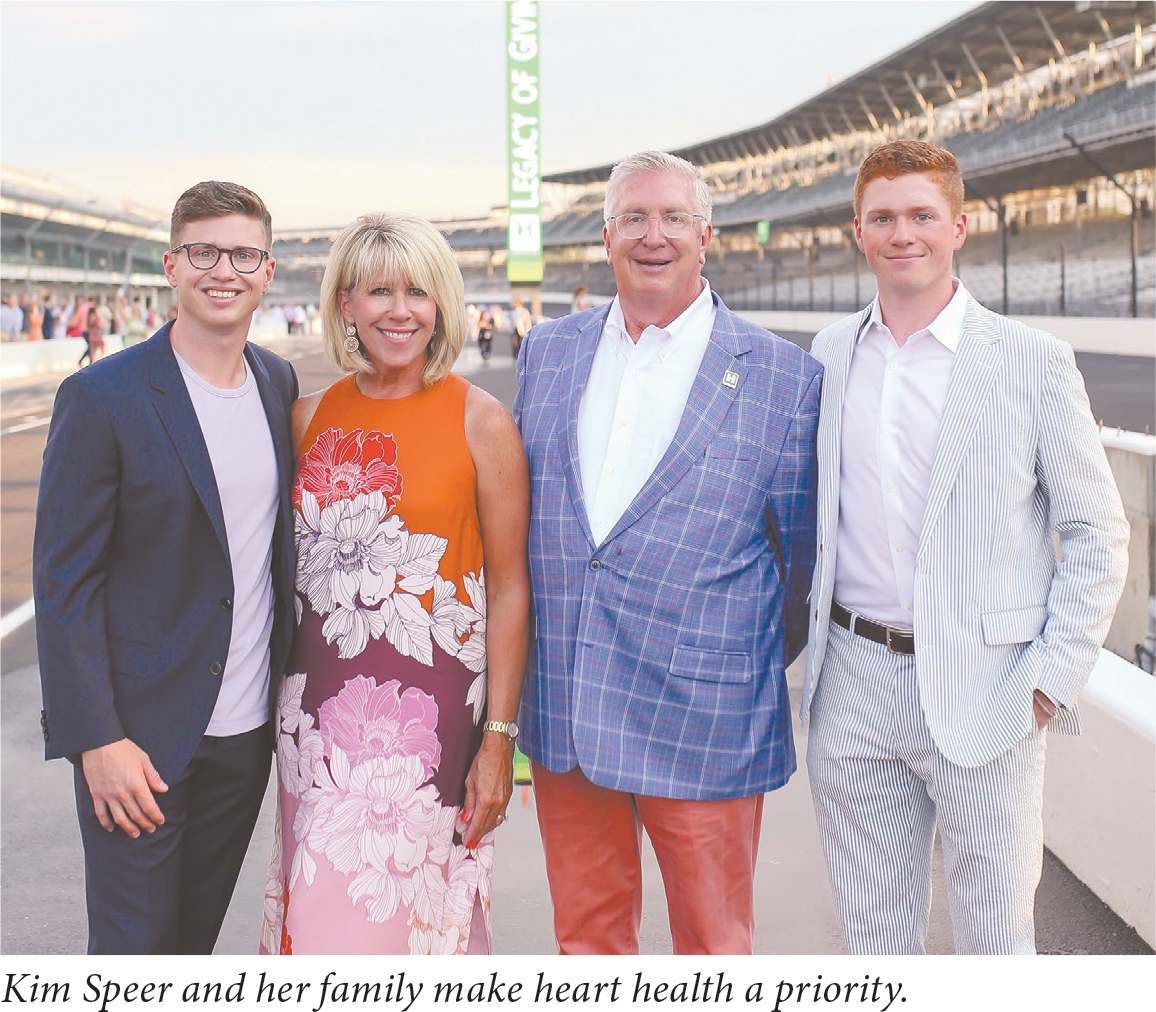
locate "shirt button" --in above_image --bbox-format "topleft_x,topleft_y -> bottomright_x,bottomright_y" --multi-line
620,418 -> 627,426
896,545 -> 904,554
589,559 -> 601,571
220,597 -> 233,610
890,364 -> 898,372
632,369 -> 640,377
209,661 -> 223,676
609,467 -> 616,476
886,483 -> 894,491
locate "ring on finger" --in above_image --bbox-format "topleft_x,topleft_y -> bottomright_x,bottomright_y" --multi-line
496,813 -> 507,825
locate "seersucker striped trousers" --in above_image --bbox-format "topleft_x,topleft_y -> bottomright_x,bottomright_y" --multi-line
806,620 -> 1046,954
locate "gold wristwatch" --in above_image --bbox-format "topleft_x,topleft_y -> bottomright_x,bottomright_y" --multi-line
482,720 -> 520,742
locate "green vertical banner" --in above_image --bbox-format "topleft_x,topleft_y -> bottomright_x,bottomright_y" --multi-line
506,1 -> 543,283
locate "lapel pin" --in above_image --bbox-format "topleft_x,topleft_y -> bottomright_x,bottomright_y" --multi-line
722,370 -> 739,389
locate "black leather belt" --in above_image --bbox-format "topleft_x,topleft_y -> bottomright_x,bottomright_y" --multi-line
831,601 -> 915,655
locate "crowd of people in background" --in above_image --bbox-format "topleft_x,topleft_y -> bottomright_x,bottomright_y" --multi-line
3,285 -> 543,372
467,298 -> 540,363
0,289 -> 169,351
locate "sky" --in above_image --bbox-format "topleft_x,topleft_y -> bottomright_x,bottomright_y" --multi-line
1,0 -> 977,230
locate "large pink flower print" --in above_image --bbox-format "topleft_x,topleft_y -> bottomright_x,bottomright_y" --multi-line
294,427 -> 403,511
319,675 -> 441,777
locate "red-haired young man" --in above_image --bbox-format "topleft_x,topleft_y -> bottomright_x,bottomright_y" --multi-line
801,140 -> 1128,954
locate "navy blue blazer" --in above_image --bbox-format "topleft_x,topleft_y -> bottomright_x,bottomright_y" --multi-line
34,323 -> 298,781
514,295 -> 822,800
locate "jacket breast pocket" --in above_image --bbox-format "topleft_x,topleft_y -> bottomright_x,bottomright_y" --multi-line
109,636 -> 159,680
669,646 -> 752,684
980,605 -> 1047,646
688,444 -> 763,507
704,439 -> 758,462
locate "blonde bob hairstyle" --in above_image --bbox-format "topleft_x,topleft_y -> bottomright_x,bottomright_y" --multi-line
320,212 -> 467,387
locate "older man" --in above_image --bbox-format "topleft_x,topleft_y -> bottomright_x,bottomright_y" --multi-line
514,151 -> 821,954
802,140 -> 1129,954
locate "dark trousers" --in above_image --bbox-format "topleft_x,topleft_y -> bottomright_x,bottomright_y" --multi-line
73,724 -> 271,954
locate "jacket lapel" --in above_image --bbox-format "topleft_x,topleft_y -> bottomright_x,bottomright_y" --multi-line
816,310 -> 865,546
604,296 -> 752,542
246,343 -> 294,513
559,306 -> 610,547
919,297 -> 1003,548
147,324 -> 229,558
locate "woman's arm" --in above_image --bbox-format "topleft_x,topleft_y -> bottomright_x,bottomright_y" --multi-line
460,383 -> 531,847
291,388 -> 327,456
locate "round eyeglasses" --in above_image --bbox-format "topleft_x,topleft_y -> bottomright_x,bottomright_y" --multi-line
605,212 -> 706,240
170,243 -> 270,274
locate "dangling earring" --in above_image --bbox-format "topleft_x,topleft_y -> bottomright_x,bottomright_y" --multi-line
343,322 -> 360,353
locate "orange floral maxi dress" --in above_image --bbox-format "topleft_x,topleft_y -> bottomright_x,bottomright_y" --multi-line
260,373 -> 492,954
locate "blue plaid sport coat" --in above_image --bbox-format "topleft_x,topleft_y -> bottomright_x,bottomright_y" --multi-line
513,293 -> 822,800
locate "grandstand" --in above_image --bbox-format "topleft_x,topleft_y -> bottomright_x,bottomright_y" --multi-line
514,0 -> 1156,319
2,1 -> 1153,319
0,168 -> 172,311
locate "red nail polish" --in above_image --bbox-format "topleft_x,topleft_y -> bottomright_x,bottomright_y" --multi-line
460,811 -> 470,822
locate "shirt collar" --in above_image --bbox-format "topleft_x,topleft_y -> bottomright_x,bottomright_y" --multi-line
606,279 -> 713,348
862,279 -> 969,353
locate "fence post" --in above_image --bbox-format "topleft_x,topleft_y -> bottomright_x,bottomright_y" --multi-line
1060,243 -> 1066,316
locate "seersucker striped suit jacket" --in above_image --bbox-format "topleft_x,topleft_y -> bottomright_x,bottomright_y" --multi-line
514,293 -> 822,800
800,297 -> 1129,768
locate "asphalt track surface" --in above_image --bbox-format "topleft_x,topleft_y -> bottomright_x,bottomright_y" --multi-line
1,330 -> 1151,956
774,331 -> 1155,436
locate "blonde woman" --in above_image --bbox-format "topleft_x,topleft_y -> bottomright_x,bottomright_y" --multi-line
261,212 -> 530,955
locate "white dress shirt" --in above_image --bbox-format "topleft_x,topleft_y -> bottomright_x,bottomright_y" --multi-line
833,281 -> 969,628
578,280 -> 716,546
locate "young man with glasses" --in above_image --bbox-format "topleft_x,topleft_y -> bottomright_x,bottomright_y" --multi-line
34,181 -> 298,953
514,151 -> 821,953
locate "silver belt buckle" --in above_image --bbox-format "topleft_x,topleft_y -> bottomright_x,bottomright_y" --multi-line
885,627 -> 903,653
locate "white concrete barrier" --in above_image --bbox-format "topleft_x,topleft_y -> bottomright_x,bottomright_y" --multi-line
1044,649 -> 1156,947
1100,430 -> 1155,666
0,337 -> 123,378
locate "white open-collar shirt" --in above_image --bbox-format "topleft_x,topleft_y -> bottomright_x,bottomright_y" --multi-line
578,280 -> 716,546
833,280 -> 969,628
